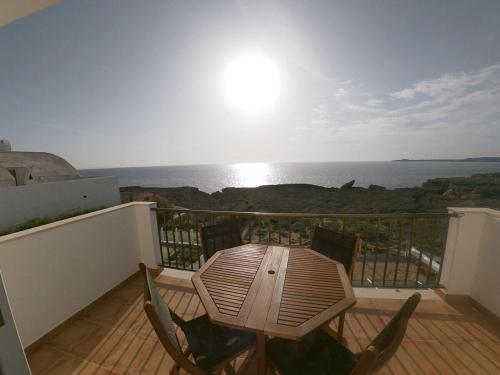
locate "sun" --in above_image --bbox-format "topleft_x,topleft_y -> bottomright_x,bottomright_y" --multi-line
223,54 -> 281,111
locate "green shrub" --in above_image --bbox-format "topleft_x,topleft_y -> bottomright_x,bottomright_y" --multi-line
0,206 -> 107,237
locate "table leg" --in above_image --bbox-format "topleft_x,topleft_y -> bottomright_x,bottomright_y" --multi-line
256,334 -> 266,374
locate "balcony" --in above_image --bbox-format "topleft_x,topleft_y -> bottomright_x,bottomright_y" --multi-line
25,272 -> 500,374
0,202 -> 499,374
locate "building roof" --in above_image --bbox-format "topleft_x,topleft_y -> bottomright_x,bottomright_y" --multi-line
0,151 -> 80,186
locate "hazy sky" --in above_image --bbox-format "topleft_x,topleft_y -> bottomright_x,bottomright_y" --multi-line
1,1 -> 500,168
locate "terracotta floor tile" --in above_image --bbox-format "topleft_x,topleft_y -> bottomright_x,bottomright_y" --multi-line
82,298 -> 130,326
26,276 -> 500,375
26,345 -> 64,375
43,354 -> 121,375
47,319 -> 102,352
76,328 -> 136,368
135,339 -> 175,375
102,335 -> 158,374
69,323 -> 123,360
109,283 -> 144,307
112,305 -> 155,339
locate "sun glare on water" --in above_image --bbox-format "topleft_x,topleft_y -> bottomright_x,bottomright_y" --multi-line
232,162 -> 271,187
224,55 -> 281,111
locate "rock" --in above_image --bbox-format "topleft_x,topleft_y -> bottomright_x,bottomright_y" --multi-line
119,172 -> 500,213
368,184 -> 386,190
341,180 -> 355,189
222,200 -> 252,211
442,189 -> 458,200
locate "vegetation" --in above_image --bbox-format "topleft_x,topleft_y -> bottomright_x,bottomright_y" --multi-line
0,206 -> 107,236
166,245 -> 201,268
121,172 -> 500,213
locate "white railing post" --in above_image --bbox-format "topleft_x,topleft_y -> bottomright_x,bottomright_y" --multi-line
440,208 -> 487,296
133,202 -> 162,268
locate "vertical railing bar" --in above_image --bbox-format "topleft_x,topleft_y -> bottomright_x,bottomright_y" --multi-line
404,217 -> 416,287
194,213 -> 201,268
248,217 -> 253,244
382,219 -> 391,287
424,218 -> 435,287
156,211 -> 165,266
360,219 -> 370,286
267,218 -> 271,244
393,219 -> 403,287
171,212 -> 178,268
415,218 -> 426,286
436,217 -> 449,287
288,218 -> 292,245
186,214 -> 194,271
342,218 -> 346,235
257,216 -> 262,243
278,218 -> 282,245
371,219 -> 380,286
179,213 -> 186,270
298,220 -> 303,246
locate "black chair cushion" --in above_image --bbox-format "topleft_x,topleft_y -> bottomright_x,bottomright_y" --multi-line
181,315 -> 256,370
267,330 -> 358,375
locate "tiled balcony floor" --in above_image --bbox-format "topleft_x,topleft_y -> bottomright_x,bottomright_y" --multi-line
27,271 -> 500,375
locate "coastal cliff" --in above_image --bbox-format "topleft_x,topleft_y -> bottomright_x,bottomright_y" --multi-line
120,173 -> 500,213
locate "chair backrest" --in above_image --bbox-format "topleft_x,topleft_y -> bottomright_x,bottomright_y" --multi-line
310,225 -> 360,277
139,263 -> 208,375
352,293 -> 421,374
200,219 -> 242,260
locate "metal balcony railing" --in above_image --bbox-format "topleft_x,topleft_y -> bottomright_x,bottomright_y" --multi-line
152,208 -> 456,288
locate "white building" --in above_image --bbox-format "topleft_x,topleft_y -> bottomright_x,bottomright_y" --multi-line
0,140 -> 120,231
0,140 -> 80,187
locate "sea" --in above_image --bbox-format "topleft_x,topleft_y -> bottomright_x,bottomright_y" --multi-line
79,161 -> 500,194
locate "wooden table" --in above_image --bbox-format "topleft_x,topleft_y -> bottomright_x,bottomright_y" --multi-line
192,244 -> 356,374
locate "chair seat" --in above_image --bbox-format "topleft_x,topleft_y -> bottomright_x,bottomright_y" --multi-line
267,330 -> 358,375
181,314 -> 256,371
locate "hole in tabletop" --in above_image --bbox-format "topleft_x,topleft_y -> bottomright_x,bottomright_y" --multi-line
268,270 -> 275,275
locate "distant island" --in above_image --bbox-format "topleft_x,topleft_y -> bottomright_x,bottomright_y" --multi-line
393,157 -> 500,162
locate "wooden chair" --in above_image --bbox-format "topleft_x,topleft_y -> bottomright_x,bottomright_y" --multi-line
311,225 -> 361,340
267,293 -> 421,375
139,263 -> 256,375
200,219 -> 242,261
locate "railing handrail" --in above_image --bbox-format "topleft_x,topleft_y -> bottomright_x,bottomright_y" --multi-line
152,207 -> 458,219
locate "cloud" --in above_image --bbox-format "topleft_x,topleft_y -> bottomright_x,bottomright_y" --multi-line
366,98 -> 384,107
304,63 -> 500,158
390,64 -> 500,100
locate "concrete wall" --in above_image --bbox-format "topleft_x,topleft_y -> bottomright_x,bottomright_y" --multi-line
0,271 -> 31,375
0,202 -> 161,347
0,176 -> 120,231
470,211 -> 500,317
441,207 -> 500,318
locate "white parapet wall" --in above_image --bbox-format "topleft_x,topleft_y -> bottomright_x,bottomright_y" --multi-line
441,207 -> 500,318
0,176 -> 120,231
0,202 -> 161,347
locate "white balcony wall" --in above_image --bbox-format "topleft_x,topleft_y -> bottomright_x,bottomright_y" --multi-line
470,210 -> 500,316
0,202 -> 160,347
0,176 -> 120,231
441,207 -> 500,318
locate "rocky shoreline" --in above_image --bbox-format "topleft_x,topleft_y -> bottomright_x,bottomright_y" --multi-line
120,173 -> 500,213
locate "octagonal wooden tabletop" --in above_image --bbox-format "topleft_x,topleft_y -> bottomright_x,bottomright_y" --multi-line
192,243 -> 356,341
